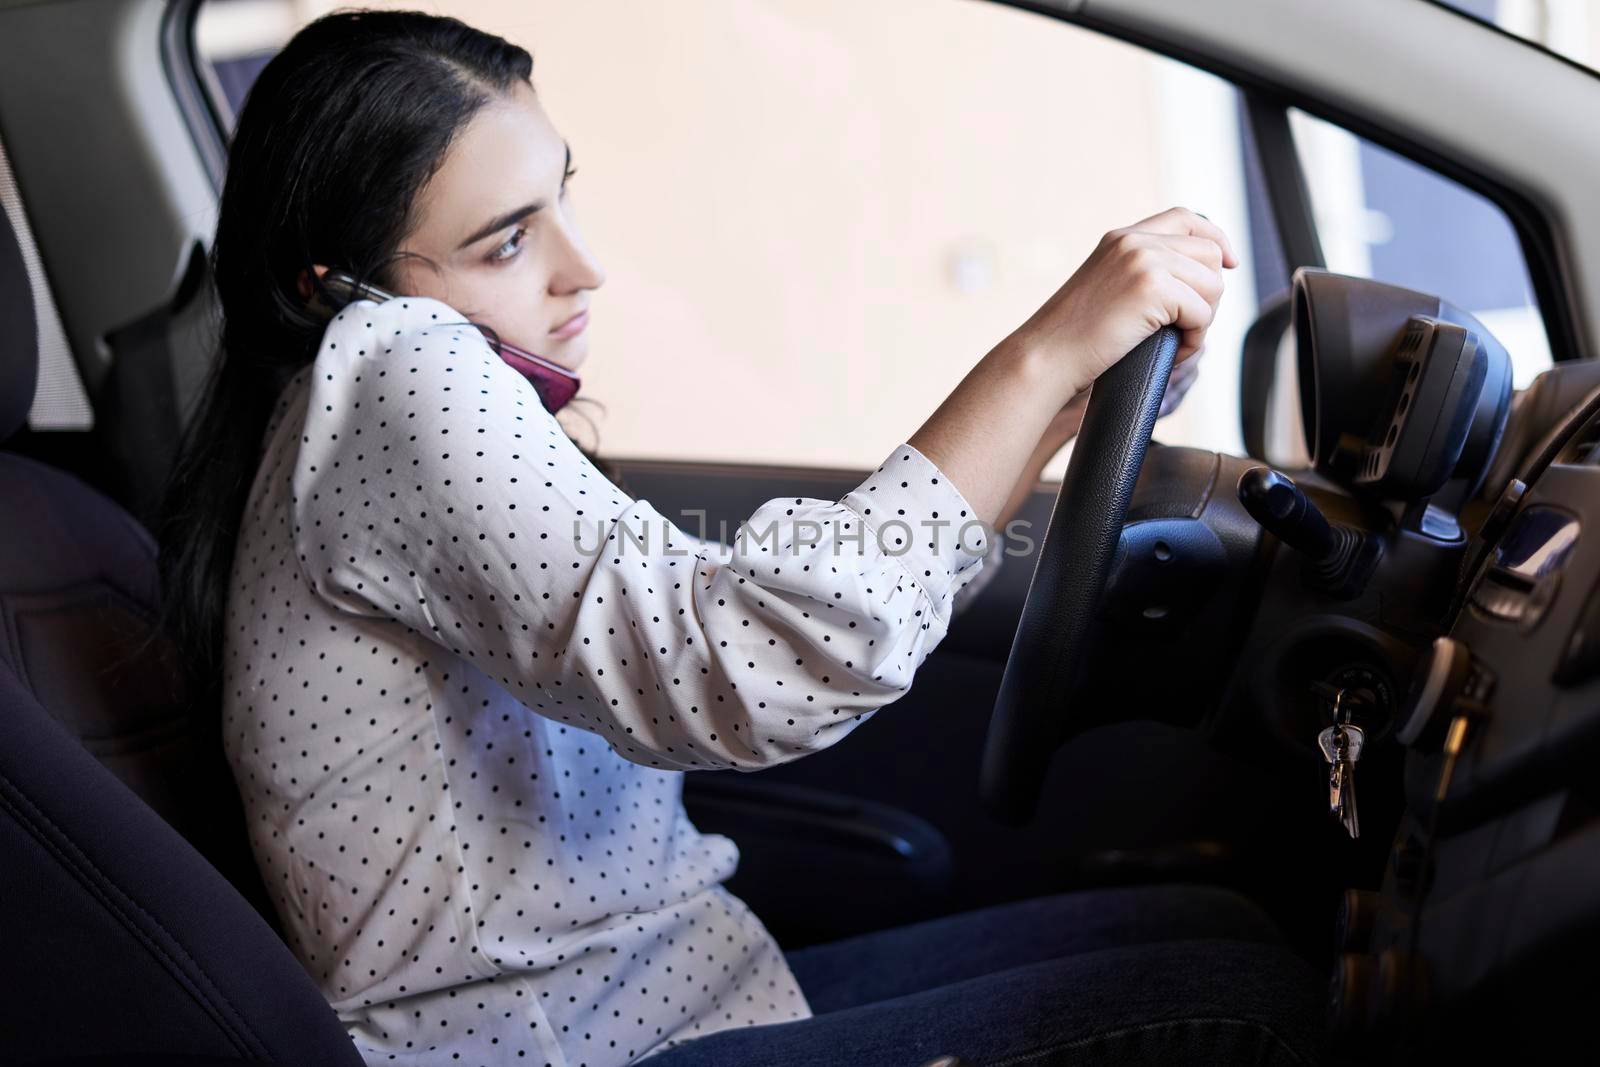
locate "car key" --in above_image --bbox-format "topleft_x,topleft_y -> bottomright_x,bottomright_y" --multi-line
1319,724 -> 1346,816
1318,723 -> 1365,838
1339,723 -> 1363,839
1317,686 -> 1349,818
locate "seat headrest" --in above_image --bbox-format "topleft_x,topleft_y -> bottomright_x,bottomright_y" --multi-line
0,203 -> 38,442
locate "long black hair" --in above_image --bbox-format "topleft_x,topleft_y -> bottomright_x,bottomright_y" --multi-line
151,7 -> 614,719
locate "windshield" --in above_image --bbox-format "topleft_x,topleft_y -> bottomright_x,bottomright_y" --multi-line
1432,0 -> 1600,76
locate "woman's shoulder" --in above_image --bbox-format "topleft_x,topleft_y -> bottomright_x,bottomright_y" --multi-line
317,294 -> 482,362
291,295 -> 561,510
306,294 -> 533,411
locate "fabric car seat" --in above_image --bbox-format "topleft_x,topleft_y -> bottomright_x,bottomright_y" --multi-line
0,202 -> 362,1065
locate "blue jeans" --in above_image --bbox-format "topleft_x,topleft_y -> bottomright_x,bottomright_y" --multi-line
646,885 -> 1329,1066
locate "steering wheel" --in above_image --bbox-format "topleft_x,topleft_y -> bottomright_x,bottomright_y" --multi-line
980,326 -> 1180,824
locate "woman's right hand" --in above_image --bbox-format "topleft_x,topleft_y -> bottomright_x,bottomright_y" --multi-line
1008,206 -> 1238,400
906,206 -> 1238,531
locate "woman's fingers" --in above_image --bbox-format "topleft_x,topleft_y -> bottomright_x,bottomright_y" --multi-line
1125,238 -> 1224,360
1155,246 -> 1225,309
1155,275 -> 1214,360
1147,233 -> 1227,273
1012,208 -> 1237,399
1122,206 -> 1239,268
1107,231 -> 1225,310
1135,236 -> 1225,359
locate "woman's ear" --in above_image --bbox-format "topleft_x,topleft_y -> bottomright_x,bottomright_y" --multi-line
295,263 -> 332,301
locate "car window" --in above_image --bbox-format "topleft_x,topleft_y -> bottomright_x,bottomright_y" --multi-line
195,0 -> 1266,477
1288,107 -> 1552,390
1432,0 -> 1600,77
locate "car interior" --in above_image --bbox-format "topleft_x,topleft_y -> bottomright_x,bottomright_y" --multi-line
3,0 -> 1600,1063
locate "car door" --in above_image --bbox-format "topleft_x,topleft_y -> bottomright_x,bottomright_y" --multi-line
3,0 -> 1591,952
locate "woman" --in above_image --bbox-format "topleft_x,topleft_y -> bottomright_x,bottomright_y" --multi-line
156,9 -> 1324,1067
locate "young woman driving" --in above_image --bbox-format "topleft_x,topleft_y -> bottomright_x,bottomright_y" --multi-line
156,9 -> 1324,1066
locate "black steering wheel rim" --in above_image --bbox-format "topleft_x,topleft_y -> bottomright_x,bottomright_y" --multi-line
980,326 -> 1180,825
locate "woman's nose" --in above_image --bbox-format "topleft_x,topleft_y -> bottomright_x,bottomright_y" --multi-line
549,216 -> 606,295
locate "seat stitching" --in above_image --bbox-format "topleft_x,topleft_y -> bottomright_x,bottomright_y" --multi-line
0,767 -> 275,1060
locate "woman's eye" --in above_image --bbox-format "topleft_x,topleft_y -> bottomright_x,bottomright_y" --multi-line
490,225 -> 528,263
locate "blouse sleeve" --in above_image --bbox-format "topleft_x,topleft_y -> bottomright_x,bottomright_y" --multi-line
951,535 -> 1006,617
676,529 -> 736,567
290,296 -> 991,772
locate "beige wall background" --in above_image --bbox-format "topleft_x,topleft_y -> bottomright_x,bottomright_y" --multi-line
472,0 -> 1162,472
198,0 -> 1600,476
206,0 -> 1264,476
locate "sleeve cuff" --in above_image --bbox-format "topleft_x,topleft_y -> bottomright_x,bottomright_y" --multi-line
952,535 -> 1006,617
841,441 -> 991,619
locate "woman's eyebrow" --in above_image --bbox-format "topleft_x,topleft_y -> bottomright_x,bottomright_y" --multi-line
455,144 -> 573,252
457,201 -> 542,251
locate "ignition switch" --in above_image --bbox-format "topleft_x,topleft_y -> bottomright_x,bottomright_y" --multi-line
1317,663 -> 1395,735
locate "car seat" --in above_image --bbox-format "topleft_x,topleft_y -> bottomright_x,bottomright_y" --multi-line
0,199 -> 364,1066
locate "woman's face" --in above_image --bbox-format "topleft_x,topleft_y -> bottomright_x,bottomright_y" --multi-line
390,80 -> 604,371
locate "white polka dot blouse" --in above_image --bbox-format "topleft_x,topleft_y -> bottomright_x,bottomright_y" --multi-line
221,295 -> 995,1066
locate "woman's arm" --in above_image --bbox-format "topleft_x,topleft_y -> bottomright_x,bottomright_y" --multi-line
906,205 -> 1234,528
293,297 -> 992,773
290,208 -> 1231,771
989,339 -> 1205,545
950,329 -> 1208,618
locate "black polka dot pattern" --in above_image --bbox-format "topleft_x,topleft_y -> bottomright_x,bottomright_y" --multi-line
220,295 -> 990,1066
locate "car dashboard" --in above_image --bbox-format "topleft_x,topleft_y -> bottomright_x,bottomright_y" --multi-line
1335,370 -> 1600,1055
1097,267 -> 1600,1057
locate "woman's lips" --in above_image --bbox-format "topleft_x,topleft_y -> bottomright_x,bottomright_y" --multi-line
549,310 -> 589,340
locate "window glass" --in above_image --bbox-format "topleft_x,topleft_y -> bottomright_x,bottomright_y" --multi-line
195,0 -> 305,128
196,0 -> 1263,475
1289,108 -> 1552,389
1434,0 -> 1600,76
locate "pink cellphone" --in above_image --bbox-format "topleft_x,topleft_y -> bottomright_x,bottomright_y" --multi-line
308,270 -> 581,413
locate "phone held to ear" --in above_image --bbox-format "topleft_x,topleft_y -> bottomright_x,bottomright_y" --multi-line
305,270 -> 581,414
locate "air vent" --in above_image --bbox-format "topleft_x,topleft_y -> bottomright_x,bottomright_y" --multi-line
1355,321 -> 1430,487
